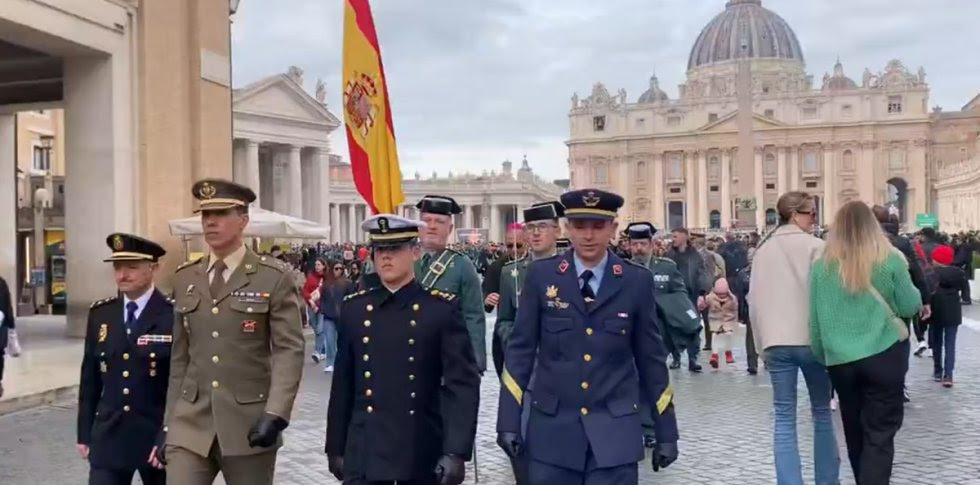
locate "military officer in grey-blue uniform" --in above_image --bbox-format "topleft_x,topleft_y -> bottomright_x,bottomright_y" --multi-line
77,233 -> 173,485
497,189 -> 679,484
414,195 -> 487,373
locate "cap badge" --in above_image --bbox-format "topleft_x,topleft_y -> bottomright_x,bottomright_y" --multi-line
199,182 -> 217,200
378,217 -> 389,233
583,191 -> 600,207
112,235 -> 124,251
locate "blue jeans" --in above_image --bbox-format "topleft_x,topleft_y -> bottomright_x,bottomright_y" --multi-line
320,316 -> 338,367
929,325 -> 958,379
766,346 -> 840,485
311,312 -> 327,357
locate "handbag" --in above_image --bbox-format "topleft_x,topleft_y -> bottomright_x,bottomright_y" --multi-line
867,286 -> 910,342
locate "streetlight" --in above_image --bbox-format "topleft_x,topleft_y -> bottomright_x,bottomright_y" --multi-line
33,185 -> 52,313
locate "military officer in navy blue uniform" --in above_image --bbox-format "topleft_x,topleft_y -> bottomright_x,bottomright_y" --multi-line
496,189 -> 680,484
327,214 -> 481,485
77,233 -> 173,485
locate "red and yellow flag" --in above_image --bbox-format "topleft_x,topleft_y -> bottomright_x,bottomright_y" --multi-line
342,0 -> 403,214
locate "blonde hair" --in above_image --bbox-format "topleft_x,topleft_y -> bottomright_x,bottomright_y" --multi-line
822,201 -> 893,293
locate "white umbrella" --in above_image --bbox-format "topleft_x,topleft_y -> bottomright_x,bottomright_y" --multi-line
168,207 -> 329,239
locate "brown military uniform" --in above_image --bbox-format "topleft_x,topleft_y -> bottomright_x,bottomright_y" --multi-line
164,247 -> 304,484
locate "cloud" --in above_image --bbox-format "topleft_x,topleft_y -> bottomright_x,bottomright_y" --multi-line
231,0 -> 980,181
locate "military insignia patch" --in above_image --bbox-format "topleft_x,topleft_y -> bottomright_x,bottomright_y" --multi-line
98,324 -> 108,343
242,320 -> 257,333
612,264 -> 623,276
546,285 -> 559,299
558,260 -> 570,273
583,191 -> 601,207
198,182 -> 217,199
112,234 -> 124,251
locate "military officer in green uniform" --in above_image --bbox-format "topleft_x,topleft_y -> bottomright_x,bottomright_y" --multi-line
414,195 -> 487,373
153,179 -> 306,485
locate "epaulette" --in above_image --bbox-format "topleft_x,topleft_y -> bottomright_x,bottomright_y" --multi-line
175,257 -> 202,272
343,289 -> 369,302
258,255 -> 290,273
90,295 -> 118,309
426,288 -> 457,302
651,256 -> 677,266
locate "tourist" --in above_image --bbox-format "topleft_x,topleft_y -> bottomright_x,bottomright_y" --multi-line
319,259 -> 356,373
749,191 -> 839,485
302,258 -> 327,363
927,245 -> 965,387
666,227 -> 709,349
0,274 -> 15,399
810,201 -> 922,485
705,277 -> 738,369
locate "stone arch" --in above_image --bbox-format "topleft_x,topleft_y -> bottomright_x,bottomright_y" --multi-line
886,177 -> 908,222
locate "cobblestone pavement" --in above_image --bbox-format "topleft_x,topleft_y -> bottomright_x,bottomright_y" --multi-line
3,315 -> 979,484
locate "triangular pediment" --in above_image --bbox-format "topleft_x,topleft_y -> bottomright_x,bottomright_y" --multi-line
233,74 -> 340,127
697,111 -> 785,133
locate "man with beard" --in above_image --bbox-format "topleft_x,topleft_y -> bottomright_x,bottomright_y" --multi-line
483,223 -> 528,313
666,228 -> 708,350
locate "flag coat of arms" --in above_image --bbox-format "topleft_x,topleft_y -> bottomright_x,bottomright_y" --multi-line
343,0 -> 404,214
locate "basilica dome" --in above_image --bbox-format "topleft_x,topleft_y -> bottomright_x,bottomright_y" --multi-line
688,0 -> 805,71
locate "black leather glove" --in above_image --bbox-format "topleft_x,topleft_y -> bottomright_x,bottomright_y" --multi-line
327,455 -> 344,481
496,432 -> 522,459
652,441 -> 679,472
247,413 -> 289,448
152,429 -> 167,465
434,454 -> 465,485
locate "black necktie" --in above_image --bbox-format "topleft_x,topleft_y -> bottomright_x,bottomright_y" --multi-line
580,270 -> 596,303
125,301 -> 138,333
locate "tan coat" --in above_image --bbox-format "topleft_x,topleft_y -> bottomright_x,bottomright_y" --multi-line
748,224 -> 825,352
705,292 -> 739,333
165,248 -> 305,457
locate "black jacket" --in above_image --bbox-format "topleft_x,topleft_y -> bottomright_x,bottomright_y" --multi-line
326,281 -> 480,481
930,265 -> 965,327
77,290 -> 173,470
319,279 -> 356,320
482,253 -> 513,312
881,222 -> 930,303
718,241 -> 749,279
0,276 -> 13,351
666,245 -> 708,302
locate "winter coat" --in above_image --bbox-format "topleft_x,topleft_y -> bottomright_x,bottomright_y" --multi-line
930,265 -> 966,327
705,292 -> 739,334
666,245 -> 708,303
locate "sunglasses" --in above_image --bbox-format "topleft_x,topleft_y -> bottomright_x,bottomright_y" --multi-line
333,267 -> 344,271
795,210 -> 814,215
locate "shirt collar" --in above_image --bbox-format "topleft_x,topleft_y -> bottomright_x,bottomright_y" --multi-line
123,285 -> 155,311
573,250 -> 608,280
208,244 -> 247,273
381,279 -> 421,308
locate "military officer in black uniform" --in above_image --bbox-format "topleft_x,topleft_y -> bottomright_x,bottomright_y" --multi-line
326,214 -> 481,485
77,233 -> 173,485
497,189 -> 680,484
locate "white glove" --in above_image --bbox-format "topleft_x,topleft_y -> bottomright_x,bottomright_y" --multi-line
7,329 -> 21,357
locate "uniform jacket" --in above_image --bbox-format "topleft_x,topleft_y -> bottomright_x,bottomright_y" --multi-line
666,245 -> 708,302
415,249 -> 487,372
495,256 -> 531,349
497,249 -> 679,472
325,281 -> 481,482
930,265 -> 966,327
642,257 -> 702,336
705,292 -> 739,334
77,289 -> 173,470
165,249 -> 306,457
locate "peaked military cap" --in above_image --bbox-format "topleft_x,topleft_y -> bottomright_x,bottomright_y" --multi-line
361,214 -> 426,248
523,201 -> 565,223
416,195 -> 462,216
560,188 -> 624,221
191,178 -> 257,213
556,238 -> 572,251
103,233 -> 166,262
626,222 -> 657,240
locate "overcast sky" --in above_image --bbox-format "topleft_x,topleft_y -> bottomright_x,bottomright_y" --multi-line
231,0 -> 980,181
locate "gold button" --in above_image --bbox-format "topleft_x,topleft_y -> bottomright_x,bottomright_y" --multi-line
364,320 -> 371,328
366,304 -> 374,312
124,405 -> 131,412
150,362 -> 157,368
212,355 -> 220,364
367,406 -> 374,413
364,371 -> 372,379
362,336 -> 370,344
408,356 -> 415,363
410,320 -> 417,327
409,374 -> 416,381
212,331 -> 220,338
122,371 -> 130,378
363,354 -> 370,362
580,407 -> 589,415
211,380 -> 220,389
150,352 -> 156,358
259,393 -> 264,398
583,354 -> 592,362
581,381 -> 589,390
365,389 -> 373,397
122,353 -> 130,360
408,338 -> 415,345
633,403 -> 638,410
211,307 -> 219,315
150,370 -> 157,377
412,304 -> 419,311
586,328 -> 594,336
123,388 -> 130,395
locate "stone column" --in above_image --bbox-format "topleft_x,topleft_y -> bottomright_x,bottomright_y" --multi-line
245,141 -> 261,208
823,144 -> 836,219
652,152 -> 665,227
790,146 -> 800,191
721,149 -> 732,228
754,148 -> 765,229
232,140 -> 246,184
462,205 -> 471,229
347,203 -> 356,242
776,145 -> 788,196
330,203 -> 341,242
859,142 -> 877,205
683,152 -> 696,228
697,150 -> 708,229
314,149 -> 330,225
287,146 -> 303,217
490,204 -> 501,242
0,115 -> 16,305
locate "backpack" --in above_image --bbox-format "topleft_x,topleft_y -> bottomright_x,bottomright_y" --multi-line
912,241 -> 939,297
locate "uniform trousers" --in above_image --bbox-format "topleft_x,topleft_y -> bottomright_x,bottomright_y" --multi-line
89,466 -> 165,485
828,340 -> 909,485
343,478 -> 437,485
166,440 -> 277,485
528,447 -> 637,485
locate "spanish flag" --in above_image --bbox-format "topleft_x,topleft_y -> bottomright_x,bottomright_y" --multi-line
342,0 -> 404,214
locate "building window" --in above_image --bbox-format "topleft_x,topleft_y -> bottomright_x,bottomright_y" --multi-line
636,161 -> 647,181
667,115 -> 681,126
842,149 -> 855,171
669,187 -> 681,194
594,164 -> 608,184
803,151 -> 819,172
887,96 -> 903,114
762,84 -> 771,94
710,185 -> 719,192
764,153 -> 776,175
667,154 -> 683,180
593,116 -> 606,131
708,156 -> 720,177
708,113 -> 718,123
841,104 -> 853,118
805,181 -> 818,189
710,211 -> 721,229
802,106 -> 818,120
764,109 -> 775,118
889,149 -> 905,169
33,137 -> 53,172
